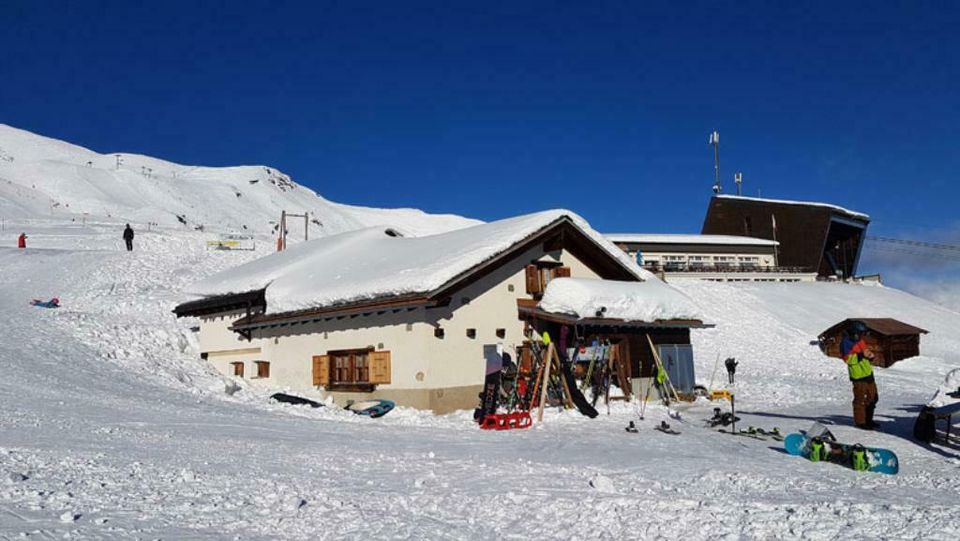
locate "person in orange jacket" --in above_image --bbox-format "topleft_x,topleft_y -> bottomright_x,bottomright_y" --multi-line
17,232 -> 27,249
840,321 -> 879,430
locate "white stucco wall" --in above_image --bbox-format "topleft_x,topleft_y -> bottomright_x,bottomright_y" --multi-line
208,244 -> 603,395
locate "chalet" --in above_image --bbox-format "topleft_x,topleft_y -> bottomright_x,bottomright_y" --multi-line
818,318 -> 928,368
701,195 -> 870,279
606,233 -> 815,282
174,210 -> 708,413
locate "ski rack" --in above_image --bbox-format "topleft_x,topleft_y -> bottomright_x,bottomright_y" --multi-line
479,411 -> 532,430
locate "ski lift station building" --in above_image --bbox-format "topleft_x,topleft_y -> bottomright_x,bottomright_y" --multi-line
606,233 -> 816,282
174,210 -> 709,413
701,195 -> 870,279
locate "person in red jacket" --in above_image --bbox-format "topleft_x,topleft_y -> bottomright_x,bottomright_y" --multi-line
17,232 -> 27,249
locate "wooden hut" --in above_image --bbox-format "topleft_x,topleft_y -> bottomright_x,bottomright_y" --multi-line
818,318 -> 928,368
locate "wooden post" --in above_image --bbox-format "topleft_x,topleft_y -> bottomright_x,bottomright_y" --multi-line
536,342 -> 554,423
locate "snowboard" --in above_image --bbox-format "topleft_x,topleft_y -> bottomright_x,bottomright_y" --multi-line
474,345 -> 504,423
559,362 -> 599,418
784,432 -> 899,475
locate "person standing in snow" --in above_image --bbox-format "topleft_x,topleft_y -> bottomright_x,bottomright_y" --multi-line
840,321 -> 879,430
725,357 -> 738,384
123,224 -> 134,251
17,232 -> 27,249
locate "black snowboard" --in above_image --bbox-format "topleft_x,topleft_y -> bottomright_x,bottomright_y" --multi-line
560,362 -> 599,418
474,345 -> 503,423
270,393 -> 324,408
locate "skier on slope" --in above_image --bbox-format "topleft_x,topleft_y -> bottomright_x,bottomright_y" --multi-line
123,224 -> 135,251
724,357 -> 738,384
840,321 -> 879,430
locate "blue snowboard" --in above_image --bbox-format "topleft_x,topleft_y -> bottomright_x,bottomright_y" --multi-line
784,432 -> 899,475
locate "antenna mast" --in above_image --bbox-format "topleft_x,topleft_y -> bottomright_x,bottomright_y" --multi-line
735,171 -> 742,196
709,131 -> 721,193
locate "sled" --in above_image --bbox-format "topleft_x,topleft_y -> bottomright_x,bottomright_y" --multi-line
345,399 -> 395,418
479,411 -> 532,430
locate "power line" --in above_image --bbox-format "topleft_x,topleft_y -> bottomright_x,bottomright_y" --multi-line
864,245 -> 960,261
866,236 -> 960,253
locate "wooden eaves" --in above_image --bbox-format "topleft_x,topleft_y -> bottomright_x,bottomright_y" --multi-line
517,302 -> 714,329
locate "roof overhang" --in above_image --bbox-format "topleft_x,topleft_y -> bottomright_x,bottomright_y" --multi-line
173,289 -> 266,318
518,303 -> 713,329
230,294 -> 434,332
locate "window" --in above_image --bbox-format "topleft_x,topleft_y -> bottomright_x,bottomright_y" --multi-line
525,264 -> 571,295
312,350 -> 391,390
332,349 -> 370,385
255,361 -> 270,378
231,362 -> 244,377
496,328 -> 506,339
466,328 -> 477,339
434,327 -> 445,339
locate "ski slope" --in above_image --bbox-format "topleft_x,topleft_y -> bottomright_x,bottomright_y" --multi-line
0,124 -> 478,237
1,223 -> 958,539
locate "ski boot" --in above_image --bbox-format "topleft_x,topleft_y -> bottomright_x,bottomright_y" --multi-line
809,437 -> 827,462
851,444 -> 870,471
625,421 -> 639,433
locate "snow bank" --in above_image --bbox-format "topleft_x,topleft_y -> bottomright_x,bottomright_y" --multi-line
189,210 -> 646,314
539,277 -> 704,322
928,368 -> 960,408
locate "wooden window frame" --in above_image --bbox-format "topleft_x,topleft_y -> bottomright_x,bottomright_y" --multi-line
525,263 -> 571,296
255,360 -> 270,378
231,361 -> 244,378
315,348 -> 391,392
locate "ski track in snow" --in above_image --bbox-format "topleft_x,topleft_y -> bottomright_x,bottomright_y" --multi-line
1,224 -> 959,540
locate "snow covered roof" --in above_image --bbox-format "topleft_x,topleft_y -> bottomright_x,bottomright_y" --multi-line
187,210 -> 646,316
715,195 -> 870,221
538,277 -> 704,323
606,233 -> 779,247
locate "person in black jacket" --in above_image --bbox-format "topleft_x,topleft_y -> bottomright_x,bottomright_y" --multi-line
123,224 -> 134,251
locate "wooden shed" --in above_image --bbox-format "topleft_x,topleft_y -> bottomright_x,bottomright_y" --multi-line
818,318 -> 928,368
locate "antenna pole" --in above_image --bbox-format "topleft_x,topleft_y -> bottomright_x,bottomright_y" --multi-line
735,172 -> 742,196
710,131 -> 721,193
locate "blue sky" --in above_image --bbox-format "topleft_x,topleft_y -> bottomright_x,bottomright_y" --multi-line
2,1 -> 959,290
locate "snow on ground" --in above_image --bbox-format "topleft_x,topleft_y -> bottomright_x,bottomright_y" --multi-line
1,222 -> 959,540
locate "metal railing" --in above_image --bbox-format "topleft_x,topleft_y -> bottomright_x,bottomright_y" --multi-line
643,264 -> 812,274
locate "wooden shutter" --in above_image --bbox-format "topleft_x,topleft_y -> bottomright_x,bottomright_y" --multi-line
553,266 -> 571,278
256,361 -> 270,378
232,362 -> 244,377
369,351 -> 391,384
312,355 -> 330,387
525,264 -> 541,294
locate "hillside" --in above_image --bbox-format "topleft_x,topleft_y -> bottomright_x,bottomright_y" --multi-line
0,124 -> 478,237
1,223 -> 958,539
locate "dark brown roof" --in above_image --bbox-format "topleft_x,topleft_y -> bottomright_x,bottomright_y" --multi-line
819,318 -> 928,338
